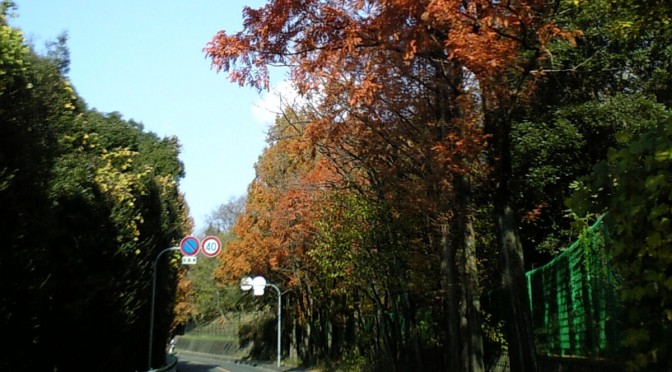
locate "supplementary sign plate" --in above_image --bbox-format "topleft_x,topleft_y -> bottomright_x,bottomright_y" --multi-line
182,256 -> 197,265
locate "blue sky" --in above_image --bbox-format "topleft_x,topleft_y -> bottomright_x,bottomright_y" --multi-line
9,0 -> 285,235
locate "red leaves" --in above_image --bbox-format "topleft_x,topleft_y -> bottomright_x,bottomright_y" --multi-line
423,0 -> 540,78
206,0 -> 569,115
522,202 -> 548,223
213,113 -> 337,289
207,0 -> 571,292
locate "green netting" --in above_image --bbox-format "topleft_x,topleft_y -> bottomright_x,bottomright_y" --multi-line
526,216 -> 620,358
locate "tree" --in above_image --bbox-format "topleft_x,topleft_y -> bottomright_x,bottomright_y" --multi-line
1,6 -> 67,369
607,0 -> 672,38
205,1 -> 581,370
567,115 -> 672,371
558,4 -> 672,362
204,195 -> 246,235
0,11 -> 191,368
173,197 -> 248,332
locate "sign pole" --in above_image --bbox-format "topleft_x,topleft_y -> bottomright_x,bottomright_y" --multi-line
241,276 -> 282,369
147,235 -> 215,370
267,283 -> 282,369
147,247 -> 179,371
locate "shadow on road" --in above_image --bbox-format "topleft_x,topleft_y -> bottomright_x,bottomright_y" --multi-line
177,359 -> 222,371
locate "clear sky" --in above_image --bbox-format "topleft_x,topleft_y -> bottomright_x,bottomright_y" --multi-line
9,0 -> 284,235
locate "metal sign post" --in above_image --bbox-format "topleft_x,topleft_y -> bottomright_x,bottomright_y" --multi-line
147,236 -> 221,371
147,246 -> 180,371
241,276 -> 282,369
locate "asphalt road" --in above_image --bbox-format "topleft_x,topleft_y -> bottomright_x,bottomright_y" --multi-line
175,352 -> 280,372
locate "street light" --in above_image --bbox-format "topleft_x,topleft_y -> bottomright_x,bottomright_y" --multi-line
241,276 -> 282,369
147,246 -> 180,371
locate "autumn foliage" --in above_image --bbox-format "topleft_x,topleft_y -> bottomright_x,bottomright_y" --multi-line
203,0 -> 639,370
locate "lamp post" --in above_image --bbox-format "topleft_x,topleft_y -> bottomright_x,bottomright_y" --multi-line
147,247 -> 179,371
241,276 -> 282,369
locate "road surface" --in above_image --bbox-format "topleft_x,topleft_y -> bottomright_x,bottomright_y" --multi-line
175,352 -> 280,372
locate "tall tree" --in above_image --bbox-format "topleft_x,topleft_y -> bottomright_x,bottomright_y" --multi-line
1,6 -> 66,369
204,195 -> 247,235
1,9 -> 191,368
205,1 -> 578,370
567,117 -> 672,371
561,0 -> 672,370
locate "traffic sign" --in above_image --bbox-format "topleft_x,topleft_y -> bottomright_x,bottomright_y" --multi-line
180,236 -> 200,256
201,236 -> 222,257
182,256 -> 197,265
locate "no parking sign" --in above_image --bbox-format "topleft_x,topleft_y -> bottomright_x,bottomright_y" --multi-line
179,236 -> 200,265
179,236 -> 200,256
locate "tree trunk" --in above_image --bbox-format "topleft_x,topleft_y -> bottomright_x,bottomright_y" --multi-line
440,219 -> 461,372
498,204 -> 537,372
456,174 -> 485,372
488,109 -> 537,372
370,282 -> 397,371
402,290 -> 424,370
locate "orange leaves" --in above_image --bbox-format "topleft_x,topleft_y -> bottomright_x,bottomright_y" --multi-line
432,125 -> 489,176
204,1 -> 298,91
207,0 -> 572,289
431,92 -> 490,176
538,22 -> 584,47
522,202 -> 548,223
423,0 -> 533,77
404,39 -> 418,60
213,112 -> 337,289
206,0 -> 572,104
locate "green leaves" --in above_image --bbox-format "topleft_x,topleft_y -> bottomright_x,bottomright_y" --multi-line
0,19 -> 29,95
0,14 -> 190,369
568,116 -> 672,370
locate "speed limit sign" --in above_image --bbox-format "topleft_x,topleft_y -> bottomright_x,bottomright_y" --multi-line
201,236 -> 222,257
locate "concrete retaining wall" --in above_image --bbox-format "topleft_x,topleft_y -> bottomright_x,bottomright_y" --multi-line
174,336 -> 251,358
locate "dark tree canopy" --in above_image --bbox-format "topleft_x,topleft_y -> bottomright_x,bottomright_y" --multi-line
0,7 -> 191,370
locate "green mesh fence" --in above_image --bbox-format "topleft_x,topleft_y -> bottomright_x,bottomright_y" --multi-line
526,216 -> 620,358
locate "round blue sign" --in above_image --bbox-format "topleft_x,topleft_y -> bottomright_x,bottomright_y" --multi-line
180,236 -> 200,256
